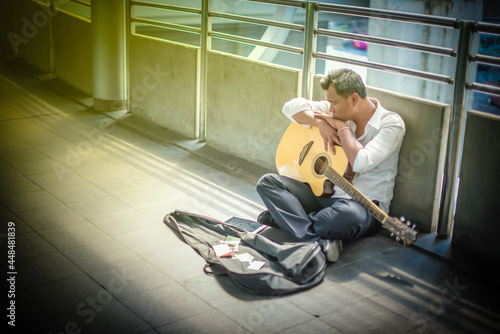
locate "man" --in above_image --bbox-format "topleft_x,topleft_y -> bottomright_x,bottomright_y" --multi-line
256,68 -> 405,262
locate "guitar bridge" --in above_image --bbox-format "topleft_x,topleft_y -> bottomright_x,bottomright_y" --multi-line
299,141 -> 314,166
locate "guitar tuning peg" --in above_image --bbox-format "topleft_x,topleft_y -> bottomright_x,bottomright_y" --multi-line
400,216 -> 405,222
390,233 -> 394,238
412,224 -> 416,230
395,236 -> 401,242
406,220 -> 411,226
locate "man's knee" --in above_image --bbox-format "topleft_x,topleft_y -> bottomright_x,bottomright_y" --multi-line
313,199 -> 371,240
256,173 -> 279,194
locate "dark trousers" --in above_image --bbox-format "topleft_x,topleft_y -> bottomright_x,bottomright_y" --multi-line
256,173 -> 380,242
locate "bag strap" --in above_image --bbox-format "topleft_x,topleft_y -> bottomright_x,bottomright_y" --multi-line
203,263 -> 228,277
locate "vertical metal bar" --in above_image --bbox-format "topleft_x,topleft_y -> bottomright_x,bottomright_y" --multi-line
130,0 -> 137,34
301,1 -> 317,99
198,0 -> 211,141
436,21 -> 473,238
125,0 -> 131,113
48,0 -> 55,76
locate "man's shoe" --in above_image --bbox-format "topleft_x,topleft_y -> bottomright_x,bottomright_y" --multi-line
257,210 -> 280,229
319,239 -> 343,263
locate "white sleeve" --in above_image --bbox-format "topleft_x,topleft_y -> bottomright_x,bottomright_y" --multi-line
352,117 -> 405,173
282,97 -> 330,128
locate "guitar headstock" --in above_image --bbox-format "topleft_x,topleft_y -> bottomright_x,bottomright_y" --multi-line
385,216 -> 418,245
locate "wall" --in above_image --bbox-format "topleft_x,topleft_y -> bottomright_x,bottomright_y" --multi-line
0,0 -> 16,55
454,111 -> 500,260
129,34 -> 198,139
53,10 -> 92,95
312,77 -> 450,233
1,0 -> 52,73
370,88 -> 449,233
206,51 -> 300,170
0,0 -> 93,96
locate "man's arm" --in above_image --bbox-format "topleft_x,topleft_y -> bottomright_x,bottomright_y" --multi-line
316,115 -> 362,166
293,111 -> 341,154
318,114 -> 405,172
335,120 -> 363,166
352,124 -> 405,173
282,98 -> 340,153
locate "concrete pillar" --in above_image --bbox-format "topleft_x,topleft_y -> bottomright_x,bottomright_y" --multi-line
91,0 -> 127,111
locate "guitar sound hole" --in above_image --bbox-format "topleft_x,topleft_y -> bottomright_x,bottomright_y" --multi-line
314,156 -> 328,175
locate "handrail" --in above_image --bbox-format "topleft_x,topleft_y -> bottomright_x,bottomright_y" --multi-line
131,0 -> 201,15
247,0 -> 305,9
468,22 -> 500,97
474,21 -> 500,35
467,82 -> 500,97
208,2 -> 307,64
470,54 -> 500,67
131,17 -> 201,34
467,22 -> 500,98
210,31 -> 303,54
67,0 -> 91,8
316,51 -> 454,84
210,11 -> 304,32
311,2 -> 460,92
317,2 -> 459,29
316,28 -> 457,57
130,0 -> 202,36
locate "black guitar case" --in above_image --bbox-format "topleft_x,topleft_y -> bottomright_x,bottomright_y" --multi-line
163,210 -> 326,296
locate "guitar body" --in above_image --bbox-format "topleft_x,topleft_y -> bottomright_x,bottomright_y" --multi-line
276,123 -> 349,197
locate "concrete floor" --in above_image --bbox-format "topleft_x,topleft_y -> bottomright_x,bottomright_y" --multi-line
1,59 -> 499,334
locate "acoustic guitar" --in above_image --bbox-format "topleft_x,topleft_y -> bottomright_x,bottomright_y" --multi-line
275,123 -> 417,245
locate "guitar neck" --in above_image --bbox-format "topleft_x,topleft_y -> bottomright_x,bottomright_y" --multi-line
325,166 -> 388,224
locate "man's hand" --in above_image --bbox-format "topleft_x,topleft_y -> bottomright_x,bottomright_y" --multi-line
315,112 -> 362,167
314,112 -> 341,154
291,109 -> 343,154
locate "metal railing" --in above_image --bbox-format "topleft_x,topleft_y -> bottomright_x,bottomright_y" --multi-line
129,0 -> 461,102
131,1 -> 201,34
128,0 -> 500,237
468,22 -> 500,98
440,21 -> 500,237
314,3 -> 457,86
30,0 -> 91,76
68,0 -> 91,7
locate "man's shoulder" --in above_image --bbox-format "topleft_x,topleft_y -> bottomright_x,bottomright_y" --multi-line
379,107 -> 405,129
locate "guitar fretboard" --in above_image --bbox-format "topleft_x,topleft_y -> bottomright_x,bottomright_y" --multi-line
324,166 -> 388,224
